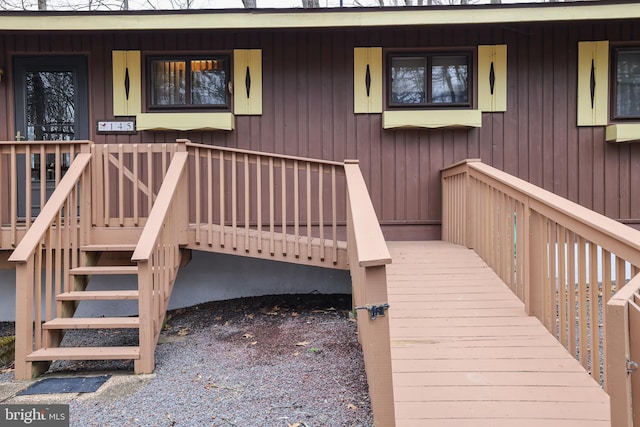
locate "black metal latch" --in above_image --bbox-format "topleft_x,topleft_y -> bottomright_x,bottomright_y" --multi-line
355,303 -> 390,320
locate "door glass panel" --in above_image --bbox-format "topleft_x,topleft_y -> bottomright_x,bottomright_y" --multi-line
26,71 -> 76,141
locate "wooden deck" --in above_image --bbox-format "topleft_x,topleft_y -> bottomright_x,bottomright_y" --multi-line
386,241 -> 611,427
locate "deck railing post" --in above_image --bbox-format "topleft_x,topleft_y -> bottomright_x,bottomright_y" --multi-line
136,259 -> 155,374
606,276 -> 640,427
14,259 -> 34,379
363,264 -> 395,427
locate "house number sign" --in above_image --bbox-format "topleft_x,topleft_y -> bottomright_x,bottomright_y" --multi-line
97,120 -> 136,134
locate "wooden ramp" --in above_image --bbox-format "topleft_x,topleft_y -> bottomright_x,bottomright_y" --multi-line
386,241 -> 611,427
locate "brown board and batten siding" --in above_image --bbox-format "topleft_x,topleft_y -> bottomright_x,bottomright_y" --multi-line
3,19 -> 640,240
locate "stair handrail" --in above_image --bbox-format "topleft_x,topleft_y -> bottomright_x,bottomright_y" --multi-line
8,152 -> 92,379
131,150 -> 188,373
344,159 -> 395,427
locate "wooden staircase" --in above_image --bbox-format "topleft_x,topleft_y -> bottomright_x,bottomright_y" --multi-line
26,244 -> 146,370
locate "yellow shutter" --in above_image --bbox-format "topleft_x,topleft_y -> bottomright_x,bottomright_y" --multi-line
233,49 -> 262,116
577,41 -> 609,126
112,50 -> 141,117
354,47 -> 382,114
478,45 -> 507,112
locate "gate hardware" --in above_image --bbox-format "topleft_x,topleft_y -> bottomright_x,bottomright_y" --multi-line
627,359 -> 638,375
355,303 -> 390,320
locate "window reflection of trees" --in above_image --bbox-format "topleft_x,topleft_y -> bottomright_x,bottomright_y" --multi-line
391,54 -> 468,105
150,58 -> 227,107
26,71 -> 75,141
391,57 -> 426,104
191,60 -> 227,105
432,56 -> 468,103
616,49 -> 640,118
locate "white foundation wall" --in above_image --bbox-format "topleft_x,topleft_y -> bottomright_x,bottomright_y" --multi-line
0,251 -> 352,321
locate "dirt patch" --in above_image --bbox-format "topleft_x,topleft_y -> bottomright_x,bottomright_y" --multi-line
1,294 -> 373,426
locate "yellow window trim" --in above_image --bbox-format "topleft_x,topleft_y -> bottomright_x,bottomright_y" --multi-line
382,110 -> 482,129
136,112 -> 234,131
478,45 -> 507,112
112,50 -> 142,117
233,49 -> 262,115
354,47 -> 382,114
605,124 -> 640,143
577,41 -> 609,127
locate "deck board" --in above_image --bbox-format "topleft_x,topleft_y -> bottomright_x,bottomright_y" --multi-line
386,241 -> 610,426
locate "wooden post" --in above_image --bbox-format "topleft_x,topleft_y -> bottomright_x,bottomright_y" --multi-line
136,260 -> 155,374
363,265 -> 395,427
606,294 -> 632,427
14,260 -> 34,380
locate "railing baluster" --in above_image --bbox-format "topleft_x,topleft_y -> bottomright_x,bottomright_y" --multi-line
146,144 -> 153,219
589,242 -> 600,382
294,161 -> 299,257
118,144 -> 124,225
10,145 -> 17,246
577,236 -> 588,369
103,145 -> 111,225
195,147 -> 201,245
25,145 -> 33,229
306,163 -> 312,259
332,165 -> 337,265
567,230 -> 577,359
207,150 -> 213,246
245,154 -> 250,252
281,159 -> 287,256
319,164 -> 324,261
133,144 -> 139,226
256,155 -> 262,253
269,157 -> 274,255
219,152 -> 225,248
232,152 -> 237,250
558,225 -> 567,347
40,145 -> 47,222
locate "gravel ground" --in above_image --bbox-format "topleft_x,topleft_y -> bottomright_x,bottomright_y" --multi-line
0,294 -> 373,427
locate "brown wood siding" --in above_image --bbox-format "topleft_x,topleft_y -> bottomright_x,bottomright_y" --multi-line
3,20 -> 640,239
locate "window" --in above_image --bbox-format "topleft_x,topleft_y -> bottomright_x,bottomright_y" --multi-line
388,52 -> 471,108
148,56 -> 230,109
613,47 -> 640,120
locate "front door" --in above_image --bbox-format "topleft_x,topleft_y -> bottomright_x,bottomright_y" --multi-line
13,56 -> 89,217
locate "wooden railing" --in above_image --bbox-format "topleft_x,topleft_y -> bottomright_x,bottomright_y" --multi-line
344,160 -> 395,427
442,159 -> 640,423
8,152 -> 93,379
91,142 -> 180,227
0,141 -> 89,248
186,141 -> 347,268
132,150 -> 188,374
607,274 -> 640,426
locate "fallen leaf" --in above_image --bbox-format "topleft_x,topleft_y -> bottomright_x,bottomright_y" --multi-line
214,316 -> 222,321
347,403 -> 358,410
250,341 -> 258,345
293,351 -> 300,357
177,328 -> 189,336
295,341 -> 310,347
243,333 -> 254,339
291,312 -> 299,317
245,313 -> 255,319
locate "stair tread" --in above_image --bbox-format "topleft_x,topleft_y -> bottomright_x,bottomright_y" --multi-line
26,346 -> 140,361
57,290 -> 139,301
70,266 -> 138,275
43,317 -> 140,329
81,244 -> 137,251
